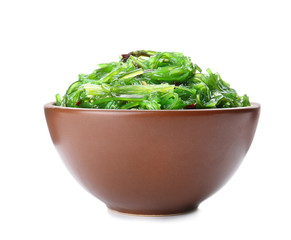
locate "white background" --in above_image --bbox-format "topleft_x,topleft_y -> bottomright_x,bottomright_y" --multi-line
1,0 -> 290,239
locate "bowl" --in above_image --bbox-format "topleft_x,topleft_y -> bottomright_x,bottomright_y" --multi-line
44,102 -> 260,216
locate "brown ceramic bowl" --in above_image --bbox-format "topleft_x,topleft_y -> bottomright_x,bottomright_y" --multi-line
44,102 -> 260,216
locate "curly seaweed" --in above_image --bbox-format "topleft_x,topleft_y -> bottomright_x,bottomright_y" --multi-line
56,50 -> 250,110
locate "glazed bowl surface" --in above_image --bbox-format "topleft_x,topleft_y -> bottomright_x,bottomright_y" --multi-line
44,102 -> 260,215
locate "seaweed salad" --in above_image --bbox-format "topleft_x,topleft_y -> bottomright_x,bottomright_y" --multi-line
56,50 -> 250,110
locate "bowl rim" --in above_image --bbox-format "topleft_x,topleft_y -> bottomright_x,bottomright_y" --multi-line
44,102 -> 260,113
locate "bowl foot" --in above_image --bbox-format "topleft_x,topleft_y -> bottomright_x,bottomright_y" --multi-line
107,205 -> 198,217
